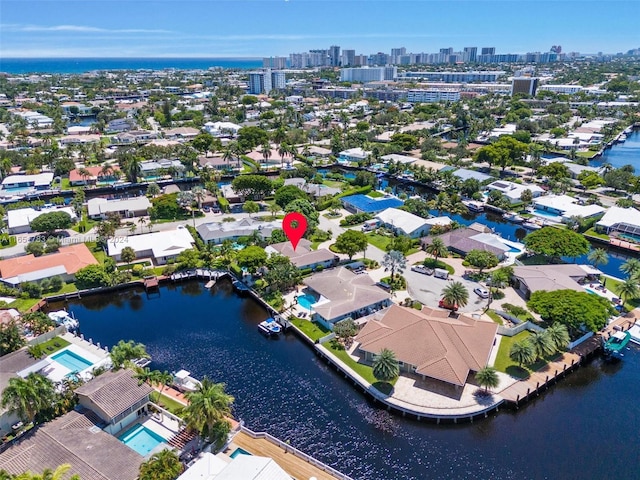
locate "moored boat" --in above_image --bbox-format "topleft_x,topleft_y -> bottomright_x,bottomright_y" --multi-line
603,330 -> 631,358
465,201 -> 484,212
48,310 -> 79,331
172,369 -> 202,392
258,317 -> 282,336
503,213 -> 524,224
522,221 -> 542,230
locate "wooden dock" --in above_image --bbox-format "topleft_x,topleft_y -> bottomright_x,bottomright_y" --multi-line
500,311 -> 638,405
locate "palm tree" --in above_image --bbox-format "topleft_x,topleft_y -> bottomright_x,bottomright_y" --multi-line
372,348 -> 399,384
99,163 -> 114,182
125,157 -> 142,183
138,216 -> 147,234
192,186 -> 206,210
441,281 -> 469,309
382,250 -> 406,282
587,248 -> 609,270
618,277 -> 640,305
529,331 -> 555,361
139,449 -> 184,480
222,145 -> 234,171
260,141 -> 272,167
475,366 -> 499,394
1,373 -> 56,424
620,258 -> 640,278
183,377 -> 234,447
110,340 -> 149,370
429,192 -> 450,215
15,464 -> 79,480
509,339 -> 536,367
425,237 -> 448,267
546,323 -> 570,351
278,142 -> 290,169
77,167 -> 92,185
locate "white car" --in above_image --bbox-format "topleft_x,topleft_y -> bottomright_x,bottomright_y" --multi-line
474,287 -> 490,299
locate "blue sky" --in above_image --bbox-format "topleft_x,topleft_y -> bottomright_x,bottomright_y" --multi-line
1,0 -> 639,57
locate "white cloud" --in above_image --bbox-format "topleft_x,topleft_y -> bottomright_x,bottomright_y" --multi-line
0,23 -> 172,34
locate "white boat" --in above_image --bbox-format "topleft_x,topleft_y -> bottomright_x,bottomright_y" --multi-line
619,134 -> 627,143
172,370 -> 202,392
465,201 -> 484,212
48,310 -> 79,331
503,213 -> 524,224
522,221 -> 542,230
258,317 -> 282,336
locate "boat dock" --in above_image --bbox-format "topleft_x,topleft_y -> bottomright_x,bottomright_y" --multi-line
170,268 -> 228,282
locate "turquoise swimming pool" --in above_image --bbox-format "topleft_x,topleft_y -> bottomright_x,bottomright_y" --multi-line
297,293 -> 317,311
533,209 -> 561,220
118,424 -> 166,456
230,447 -> 252,458
51,349 -> 93,373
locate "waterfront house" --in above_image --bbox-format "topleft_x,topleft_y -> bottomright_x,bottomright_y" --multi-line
0,244 -> 99,287
302,267 -> 392,328
341,194 -> 404,214
7,206 -> 77,235
199,155 -> 242,172
1,172 -> 54,193
265,239 -> 338,270
511,264 -> 596,299
531,194 -> 605,223
355,304 -> 497,387
87,196 -> 151,220
139,158 -> 185,180
450,168 -> 493,183
203,121 -> 241,137
420,223 -> 509,260
69,165 -> 121,186
106,118 -> 136,133
595,206 -> 640,237
107,227 -> 195,265
375,208 -> 452,238
338,147 -> 371,164
485,180 -> 544,204
76,369 -> 154,435
380,153 -> 417,165
197,218 -> 281,245
163,127 -> 199,140
0,409 -> 144,480
283,177 -> 341,198
177,452 -> 292,480
112,130 -> 158,145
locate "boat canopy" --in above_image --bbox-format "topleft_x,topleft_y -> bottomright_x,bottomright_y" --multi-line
612,331 -> 627,341
174,369 -> 190,379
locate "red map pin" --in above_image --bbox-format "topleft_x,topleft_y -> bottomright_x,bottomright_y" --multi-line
282,212 -> 307,251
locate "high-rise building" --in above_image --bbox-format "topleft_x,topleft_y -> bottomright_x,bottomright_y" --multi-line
329,45 -> 341,66
511,77 -> 538,96
440,47 -> 453,55
391,47 -> 406,57
481,47 -> 496,55
263,56 -> 287,69
341,49 -> 356,66
309,49 -> 329,67
369,52 -> 389,66
248,69 -> 273,94
271,70 -> 286,90
340,66 -> 396,83
463,47 -> 478,62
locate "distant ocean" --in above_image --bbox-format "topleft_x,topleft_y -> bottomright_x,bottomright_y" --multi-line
0,57 -> 263,74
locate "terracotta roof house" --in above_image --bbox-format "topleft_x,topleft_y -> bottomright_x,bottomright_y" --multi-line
69,165 -> 120,186
75,369 -> 153,435
355,305 -> 498,386
0,244 -> 99,286
0,409 -> 144,480
511,264 -> 594,299
303,268 -> 391,328
265,239 -> 338,270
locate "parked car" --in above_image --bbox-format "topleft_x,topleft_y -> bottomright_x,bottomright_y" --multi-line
411,265 -> 433,275
474,287 -> 490,299
376,281 -> 391,291
202,206 -> 211,212
438,298 -> 458,311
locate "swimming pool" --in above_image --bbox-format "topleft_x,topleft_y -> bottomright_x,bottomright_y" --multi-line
297,293 -> 317,311
532,209 -> 561,220
230,447 -> 252,458
118,424 -> 166,456
51,349 -> 93,373
508,247 -> 522,253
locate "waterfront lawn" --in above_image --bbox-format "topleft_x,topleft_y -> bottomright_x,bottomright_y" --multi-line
150,391 -> 185,416
605,277 -> 640,310
584,228 -> 610,241
290,317 -> 330,342
494,331 -> 532,379
85,241 -> 107,264
366,233 -> 392,251
367,190 -> 384,198
322,180 -> 345,189
9,297 -> 42,313
36,336 -> 70,355
324,342 -> 395,395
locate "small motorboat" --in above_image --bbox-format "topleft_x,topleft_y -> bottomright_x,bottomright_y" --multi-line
258,317 -> 282,336
465,201 -> 484,212
48,310 -> 79,331
172,370 -> 202,392
232,279 -> 250,295
522,221 -> 542,230
603,330 -> 631,358
503,213 -> 524,224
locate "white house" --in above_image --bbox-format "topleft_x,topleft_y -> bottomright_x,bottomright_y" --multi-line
338,147 -> 371,163
486,180 -> 545,204
107,227 -> 194,265
532,195 -> 606,222
7,206 -> 77,234
87,197 -> 151,220
596,206 -> 640,235
1,172 -> 54,192
196,218 -> 281,244
375,208 -> 451,238
203,121 -> 241,137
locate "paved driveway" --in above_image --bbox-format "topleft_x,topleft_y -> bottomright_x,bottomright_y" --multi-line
405,269 -> 488,313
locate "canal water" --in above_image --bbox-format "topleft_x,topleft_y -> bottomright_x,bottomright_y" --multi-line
59,280 -> 640,480
590,128 -> 640,170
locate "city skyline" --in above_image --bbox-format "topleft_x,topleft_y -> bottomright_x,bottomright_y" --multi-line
1,0 -> 639,58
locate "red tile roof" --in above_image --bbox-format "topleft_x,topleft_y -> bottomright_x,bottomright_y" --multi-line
0,244 -> 99,279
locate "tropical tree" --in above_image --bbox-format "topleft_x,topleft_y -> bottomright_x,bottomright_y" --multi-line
546,323 -> 570,351
424,237 -> 448,266
528,331 -> 555,361
372,348 -> 399,384
192,186 -> 206,210
475,366 -> 500,393
139,449 -> 184,480
509,340 -> 536,367
587,248 -> 609,270
11,464 -> 80,480
243,201 -> 260,218
0,320 -> 26,354
110,340 -> 150,370
382,250 -> 406,281
618,276 -> 640,305
334,230 -> 368,260
120,246 -> 136,269
183,378 -> 234,448
124,157 -> 142,183
1,373 -> 56,424
620,258 -> 640,278
441,281 -> 469,309
465,249 -> 500,274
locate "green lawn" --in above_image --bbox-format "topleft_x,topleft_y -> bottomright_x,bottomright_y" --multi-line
323,342 -> 395,394
605,277 -> 640,310
35,336 -> 70,355
8,297 -> 42,312
494,331 -> 560,379
486,310 -> 504,325
423,258 -> 455,274
150,391 -> 186,416
71,215 -> 98,233
60,178 -> 72,190
584,227 -> 610,241
290,317 -> 330,342
323,180 -> 346,189
367,190 -> 384,198
366,233 -> 392,251
85,242 -> 107,264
